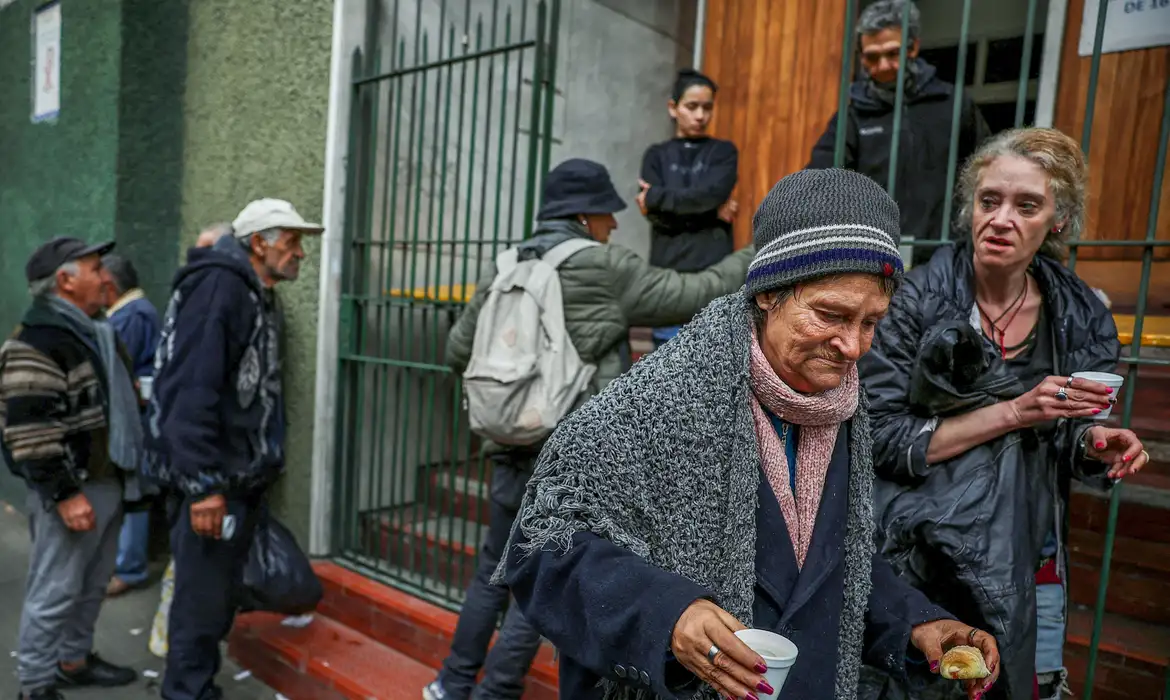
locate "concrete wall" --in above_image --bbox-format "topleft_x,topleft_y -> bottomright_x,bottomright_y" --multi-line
178,0 -> 333,543
0,0 -> 122,334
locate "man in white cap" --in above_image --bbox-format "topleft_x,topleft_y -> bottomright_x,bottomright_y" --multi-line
143,199 -> 323,700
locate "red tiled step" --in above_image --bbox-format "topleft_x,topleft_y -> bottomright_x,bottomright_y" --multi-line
229,611 -> 434,700
1063,605 -> 1170,700
313,560 -> 559,700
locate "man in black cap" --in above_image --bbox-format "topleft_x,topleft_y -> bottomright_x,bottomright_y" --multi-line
0,237 -> 141,700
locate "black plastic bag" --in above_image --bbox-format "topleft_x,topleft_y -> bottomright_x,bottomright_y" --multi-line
241,512 -> 323,615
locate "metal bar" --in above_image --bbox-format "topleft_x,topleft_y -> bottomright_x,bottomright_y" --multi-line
353,40 -> 536,85
693,0 -> 707,70
893,238 -> 1170,250
332,47 -> 366,553
489,7 -> 511,264
1014,0 -> 1039,127
457,17 -> 485,296
937,0 -> 972,243
833,0 -> 858,167
885,0 -> 912,198
475,3 -> 499,266
444,0 -> 474,326
506,2 -> 529,246
1069,0 -> 1111,273
538,0 -> 561,181
1083,62 -> 1170,700
521,1 -> 548,228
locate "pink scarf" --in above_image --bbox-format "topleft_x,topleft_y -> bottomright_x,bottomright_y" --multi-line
748,332 -> 859,568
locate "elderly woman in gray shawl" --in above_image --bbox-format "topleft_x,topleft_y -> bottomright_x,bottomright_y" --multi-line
494,169 -> 1002,700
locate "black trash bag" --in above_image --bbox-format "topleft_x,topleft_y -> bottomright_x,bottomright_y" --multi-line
241,512 -> 323,615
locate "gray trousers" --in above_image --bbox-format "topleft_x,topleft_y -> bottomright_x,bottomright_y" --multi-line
18,478 -> 123,693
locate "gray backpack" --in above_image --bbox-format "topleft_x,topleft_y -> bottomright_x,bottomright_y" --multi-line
462,238 -> 599,446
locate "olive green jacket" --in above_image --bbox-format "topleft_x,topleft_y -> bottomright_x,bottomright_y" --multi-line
446,220 -> 753,391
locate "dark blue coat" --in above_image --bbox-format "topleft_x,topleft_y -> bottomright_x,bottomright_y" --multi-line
108,293 -> 161,379
503,421 -> 951,700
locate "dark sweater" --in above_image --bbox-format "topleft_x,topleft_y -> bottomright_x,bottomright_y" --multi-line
0,300 -> 116,504
641,136 -> 738,272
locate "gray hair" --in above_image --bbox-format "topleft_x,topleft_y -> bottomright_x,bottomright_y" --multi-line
245,227 -> 283,248
28,261 -> 81,298
749,274 -> 899,329
858,0 -> 921,42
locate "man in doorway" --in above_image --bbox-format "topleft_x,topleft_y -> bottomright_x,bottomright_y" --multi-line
808,0 -> 990,266
145,199 -> 323,700
1,238 -> 141,700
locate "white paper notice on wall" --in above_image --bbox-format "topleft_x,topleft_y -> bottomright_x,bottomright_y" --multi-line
1079,0 -> 1170,56
32,1 -> 62,122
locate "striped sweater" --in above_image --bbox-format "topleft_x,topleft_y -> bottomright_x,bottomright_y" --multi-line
0,305 -> 114,505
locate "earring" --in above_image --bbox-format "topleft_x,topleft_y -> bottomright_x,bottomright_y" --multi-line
579,217 -> 588,227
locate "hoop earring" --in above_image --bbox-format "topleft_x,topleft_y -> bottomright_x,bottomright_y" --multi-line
578,217 -> 588,227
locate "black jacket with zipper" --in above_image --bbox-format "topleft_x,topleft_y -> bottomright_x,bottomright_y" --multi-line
808,61 -> 991,266
857,243 -> 1119,698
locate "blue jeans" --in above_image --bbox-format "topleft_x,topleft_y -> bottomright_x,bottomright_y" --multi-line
1035,583 -> 1066,674
438,458 -> 542,700
115,510 -> 151,586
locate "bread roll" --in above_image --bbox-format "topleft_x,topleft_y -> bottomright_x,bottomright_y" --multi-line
940,645 -> 990,680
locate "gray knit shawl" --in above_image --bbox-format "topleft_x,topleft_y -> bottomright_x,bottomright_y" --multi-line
494,290 -> 876,700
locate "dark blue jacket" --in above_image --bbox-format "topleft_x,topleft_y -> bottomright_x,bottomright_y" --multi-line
108,292 -> 161,379
144,236 -> 286,497
503,422 -> 950,700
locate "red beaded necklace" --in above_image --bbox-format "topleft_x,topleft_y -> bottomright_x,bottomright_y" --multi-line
977,279 -> 1029,360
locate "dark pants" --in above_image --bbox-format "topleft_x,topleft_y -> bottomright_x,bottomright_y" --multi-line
163,491 -> 263,700
438,457 -> 542,700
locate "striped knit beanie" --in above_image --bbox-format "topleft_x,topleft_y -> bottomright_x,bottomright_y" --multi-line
746,168 -> 903,297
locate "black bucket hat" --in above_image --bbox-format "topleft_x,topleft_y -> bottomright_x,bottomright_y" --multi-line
536,158 -> 628,220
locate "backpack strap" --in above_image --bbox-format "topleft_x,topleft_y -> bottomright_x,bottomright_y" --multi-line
541,237 -> 600,270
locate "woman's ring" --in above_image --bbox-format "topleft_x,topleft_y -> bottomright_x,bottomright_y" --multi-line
707,644 -> 720,664
968,628 -> 978,645
1055,389 -> 1069,401
1142,450 -> 1151,463
1066,376 -> 1075,387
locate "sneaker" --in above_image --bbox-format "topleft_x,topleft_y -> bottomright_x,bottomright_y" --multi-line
23,687 -> 64,700
423,679 -> 447,700
56,652 -> 137,687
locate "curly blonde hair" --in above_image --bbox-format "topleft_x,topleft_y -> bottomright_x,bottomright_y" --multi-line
956,127 -> 1088,262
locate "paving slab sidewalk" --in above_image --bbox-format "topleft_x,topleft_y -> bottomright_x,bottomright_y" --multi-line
0,471 -> 277,700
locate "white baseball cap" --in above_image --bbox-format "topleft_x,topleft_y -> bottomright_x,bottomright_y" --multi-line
231,198 -> 324,239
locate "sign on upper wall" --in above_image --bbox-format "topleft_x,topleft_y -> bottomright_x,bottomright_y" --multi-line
1079,0 -> 1170,56
32,1 -> 61,122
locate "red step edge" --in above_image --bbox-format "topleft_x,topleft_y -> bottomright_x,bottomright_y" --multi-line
229,560 -> 560,700
1065,606 -> 1170,668
230,611 -> 433,700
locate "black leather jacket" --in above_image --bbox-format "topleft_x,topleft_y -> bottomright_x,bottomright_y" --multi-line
858,243 -> 1120,699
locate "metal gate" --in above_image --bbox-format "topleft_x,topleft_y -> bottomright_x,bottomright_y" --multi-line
331,0 -> 561,611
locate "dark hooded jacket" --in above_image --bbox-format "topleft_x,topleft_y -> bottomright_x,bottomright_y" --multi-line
858,243 -> 1120,698
808,60 -> 991,266
144,235 -> 286,497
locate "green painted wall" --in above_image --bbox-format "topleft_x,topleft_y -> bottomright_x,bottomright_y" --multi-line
178,0 -> 333,543
0,0 -> 186,332
0,0 -> 122,335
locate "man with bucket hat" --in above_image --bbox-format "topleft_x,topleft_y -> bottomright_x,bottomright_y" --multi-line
423,158 -> 753,700
2,237 -> 142,699
144,198 -> 323,700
